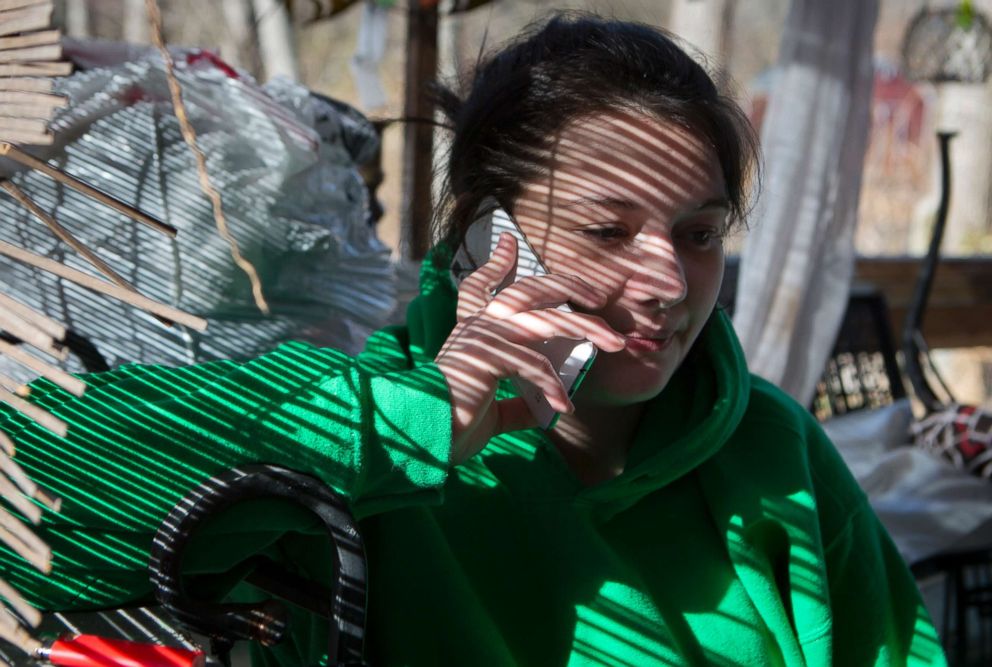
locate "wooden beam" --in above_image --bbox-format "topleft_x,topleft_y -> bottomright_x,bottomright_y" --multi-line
853,256 -> 992,349
400,0 -> 438,261
722,256 -> 992,349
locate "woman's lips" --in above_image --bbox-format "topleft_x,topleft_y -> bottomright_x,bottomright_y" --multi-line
623,334 -> 675,353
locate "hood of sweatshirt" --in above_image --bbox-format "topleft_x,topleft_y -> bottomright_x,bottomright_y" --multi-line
404,246 -> 751,519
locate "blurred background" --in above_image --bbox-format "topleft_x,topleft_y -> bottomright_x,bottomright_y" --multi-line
46,0 -> 992,407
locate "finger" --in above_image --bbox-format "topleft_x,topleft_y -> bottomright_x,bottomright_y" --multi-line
486,273 -> 609,317
500,309 -> 626,352
487,232 -> 520,295
457,233 -> 518,318
445,334 -> 574,415
487,341 -> 574,415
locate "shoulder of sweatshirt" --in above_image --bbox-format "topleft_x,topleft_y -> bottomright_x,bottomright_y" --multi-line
731,373 -> 871,542
357,325 -> 415,373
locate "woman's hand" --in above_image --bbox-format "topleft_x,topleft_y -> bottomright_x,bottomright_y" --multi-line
435,233 -> 626,465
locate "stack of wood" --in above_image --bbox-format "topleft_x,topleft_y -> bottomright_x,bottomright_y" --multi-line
0,0 -> 208,657
0,0 -> 68,146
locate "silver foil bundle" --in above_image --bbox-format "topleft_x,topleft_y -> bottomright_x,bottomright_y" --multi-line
0,46 -> 394,382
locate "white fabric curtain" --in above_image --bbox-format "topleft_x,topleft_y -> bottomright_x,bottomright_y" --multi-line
350,1 -> 390,111
733,0 -> 879,406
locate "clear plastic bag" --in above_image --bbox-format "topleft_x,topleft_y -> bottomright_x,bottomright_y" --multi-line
0,44 -> 395,381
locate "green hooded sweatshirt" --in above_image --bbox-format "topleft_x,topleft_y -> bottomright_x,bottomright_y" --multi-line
1,249 -> 945,666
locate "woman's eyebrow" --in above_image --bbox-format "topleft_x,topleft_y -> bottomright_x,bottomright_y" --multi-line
555,195 -> 730,213
558,196 -> 638,210
692,196 -> 731,212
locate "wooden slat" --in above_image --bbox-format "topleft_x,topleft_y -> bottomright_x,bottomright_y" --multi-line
0,292 -> 66,340
0,448 -> 41,499
0,431 -> 13,456
0,60 -> 71,76
0,0 -> 57,650
0,607 -> 42,655
0,0 -> 49,12
0,142 -> 178,237
0,76 -> 53,92
0,386 -> 67,436
0,127 -> 50,144
0,115 -> 46,135
0,240 -> 208,331
0,180 -> 172,326
0,305 -> 61,355
0,42 -> 59,63
0,339 -> 83,396
0,26 -> 57,49
0,470 -> 40,523
0,504 -> 48,558
0,102 -> 57,119
0,522 -> 50,573
0,89 -> 64,107
0,2 -> 52,37
0,577 -> 40,628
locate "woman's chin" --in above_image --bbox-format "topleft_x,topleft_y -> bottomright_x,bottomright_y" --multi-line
570,349 -> 677,406
573,369 -> 676,408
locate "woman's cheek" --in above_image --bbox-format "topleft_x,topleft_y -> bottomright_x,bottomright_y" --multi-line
575,348 -> 677,406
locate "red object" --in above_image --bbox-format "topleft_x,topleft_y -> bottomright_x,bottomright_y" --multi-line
185,50 -> 240,80
47,635 -> 205,667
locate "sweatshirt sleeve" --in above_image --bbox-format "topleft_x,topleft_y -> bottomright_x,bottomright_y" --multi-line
0,336 -> 453,608
805,420 -> 948,666
245,341 -> 455,518
3,338 -> 453,530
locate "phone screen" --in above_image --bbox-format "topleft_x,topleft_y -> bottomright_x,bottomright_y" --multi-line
451,198 -> 596,429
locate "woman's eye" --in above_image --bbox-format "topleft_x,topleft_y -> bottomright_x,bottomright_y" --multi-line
581,226 -> 630,242
681,228 -> 724,249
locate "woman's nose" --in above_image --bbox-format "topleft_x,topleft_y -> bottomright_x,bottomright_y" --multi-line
628,242 -> 688,310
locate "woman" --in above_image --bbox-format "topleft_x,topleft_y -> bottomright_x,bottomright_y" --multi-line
2,13 -> 944,667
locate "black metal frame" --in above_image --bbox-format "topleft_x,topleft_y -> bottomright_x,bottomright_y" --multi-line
901,131 -> 992,667
811,286 -> 907,421
901,131 -> 957,413
149,464 -> 368,667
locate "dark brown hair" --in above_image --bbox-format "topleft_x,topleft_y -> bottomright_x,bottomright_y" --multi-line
433,12 -> 759,247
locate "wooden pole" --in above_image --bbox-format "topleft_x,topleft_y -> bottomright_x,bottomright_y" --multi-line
123,0 -> 150,44
400,0 -> 439,261
63,0 -> 89,38
252,0 -> 300,81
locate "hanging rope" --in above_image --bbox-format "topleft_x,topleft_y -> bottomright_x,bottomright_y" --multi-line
145,0 -> 271,314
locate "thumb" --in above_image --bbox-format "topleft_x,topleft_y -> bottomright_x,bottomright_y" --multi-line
484,232 -> 519,294
494,396 -> 539,435
456,232 -> 519,319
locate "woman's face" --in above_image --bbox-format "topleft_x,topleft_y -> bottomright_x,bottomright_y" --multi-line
511,110 -> 729,407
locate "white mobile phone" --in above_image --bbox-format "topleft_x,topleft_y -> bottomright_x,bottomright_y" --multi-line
451,197 -> 596,429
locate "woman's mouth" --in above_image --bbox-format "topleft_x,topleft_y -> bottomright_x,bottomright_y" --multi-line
623,334 -> 675,353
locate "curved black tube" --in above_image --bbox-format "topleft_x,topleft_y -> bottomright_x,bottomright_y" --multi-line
902,131 -> 956,413
148,464 -> 367,666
